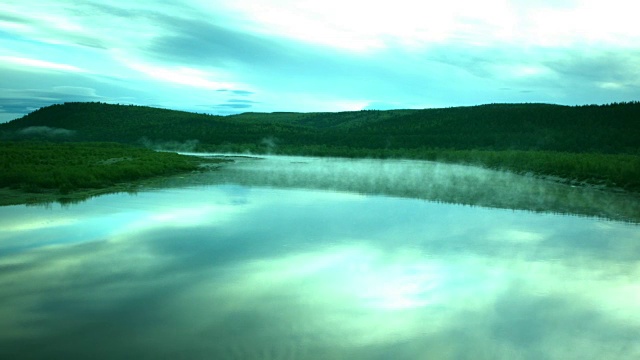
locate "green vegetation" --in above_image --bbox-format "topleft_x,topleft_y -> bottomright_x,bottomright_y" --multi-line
1,101 -> 639,194
3,102 -> 639,154
409,149 -> 640,190
0,142 -> 221,204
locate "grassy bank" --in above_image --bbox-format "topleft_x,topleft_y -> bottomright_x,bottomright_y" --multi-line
0,142 -> 225,205
1,141 -> 638,207
417,150 -> 640,191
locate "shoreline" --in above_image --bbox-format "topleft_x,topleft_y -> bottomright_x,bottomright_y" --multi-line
2,155 -> 637,207
0,159 -> 232,207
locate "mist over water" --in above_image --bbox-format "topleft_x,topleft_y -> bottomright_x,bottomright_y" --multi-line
181,154 -> 640,223
1,156 -> 639,359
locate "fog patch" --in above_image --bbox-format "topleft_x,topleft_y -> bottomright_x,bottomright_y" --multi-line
181,155 -> 640,223
138,137 -> 199,152
18,126 -> 76,137
260,137 -> 278,154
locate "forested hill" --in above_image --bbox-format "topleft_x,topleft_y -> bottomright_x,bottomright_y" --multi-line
1,101 -> 639,154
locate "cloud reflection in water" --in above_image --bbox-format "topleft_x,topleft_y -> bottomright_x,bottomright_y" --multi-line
0,174 -> 639,359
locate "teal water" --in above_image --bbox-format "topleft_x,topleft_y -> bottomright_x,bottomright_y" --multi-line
1,156 -> 639,359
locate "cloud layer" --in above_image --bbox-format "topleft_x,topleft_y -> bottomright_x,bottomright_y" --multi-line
1,0 -> 639,122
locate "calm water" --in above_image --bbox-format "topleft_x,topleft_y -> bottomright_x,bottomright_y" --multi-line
1,156 -> 639,359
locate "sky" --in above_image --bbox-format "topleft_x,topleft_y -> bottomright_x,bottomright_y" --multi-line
1,0 -> 639,123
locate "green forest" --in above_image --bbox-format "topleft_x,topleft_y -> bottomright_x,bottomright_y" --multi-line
1,101 -> 639,193
0,141 -> 223,204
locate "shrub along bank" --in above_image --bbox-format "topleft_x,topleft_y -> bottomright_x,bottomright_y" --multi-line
0,142 -> 215,196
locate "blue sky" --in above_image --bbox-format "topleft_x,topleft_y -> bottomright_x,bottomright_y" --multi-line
1,0 -> 639,122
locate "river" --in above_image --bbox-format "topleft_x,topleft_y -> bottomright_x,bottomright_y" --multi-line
1,155 -> 638,359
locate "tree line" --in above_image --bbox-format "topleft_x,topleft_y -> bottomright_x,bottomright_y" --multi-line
0,141 -> 213,195
2,101 -> 639,154
1,101 -> 639,191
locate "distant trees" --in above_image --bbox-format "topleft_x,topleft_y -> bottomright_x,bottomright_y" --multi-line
2,101 -> 639,155
1,101 -> 639,192
0,142 -> 209,194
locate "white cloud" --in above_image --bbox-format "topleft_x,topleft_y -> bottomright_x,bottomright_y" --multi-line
0,56 -> 87,73
217,0 -> 640,51
1,0 -> 638,116
125,61 -> 239,90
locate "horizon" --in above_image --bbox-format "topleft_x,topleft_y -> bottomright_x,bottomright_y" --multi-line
5,99 -> 640,123
2,1 -> 640,123
4,100 -> 639,126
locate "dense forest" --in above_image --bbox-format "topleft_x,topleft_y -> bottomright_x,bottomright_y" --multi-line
2,101 -> 639,154
1,101 -> 639,191
0,141 -> 224,205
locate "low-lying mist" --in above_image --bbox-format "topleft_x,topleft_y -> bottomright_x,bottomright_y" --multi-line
171,155 -> 640,223
17,126 -> 76,137
138,137 -> 200,152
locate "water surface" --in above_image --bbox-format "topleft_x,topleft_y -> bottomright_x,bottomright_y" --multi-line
1,156 -> 638,359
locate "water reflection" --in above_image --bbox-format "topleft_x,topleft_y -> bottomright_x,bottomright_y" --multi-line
180,155 -> 640,223
1,160 -> 639,359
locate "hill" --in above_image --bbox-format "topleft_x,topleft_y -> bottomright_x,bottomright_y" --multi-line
1,101 -> 639,191
2,101 -> 640,154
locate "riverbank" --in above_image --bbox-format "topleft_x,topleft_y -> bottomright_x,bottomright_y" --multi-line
0,142 -> 230,206
2,142 -> 638,206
